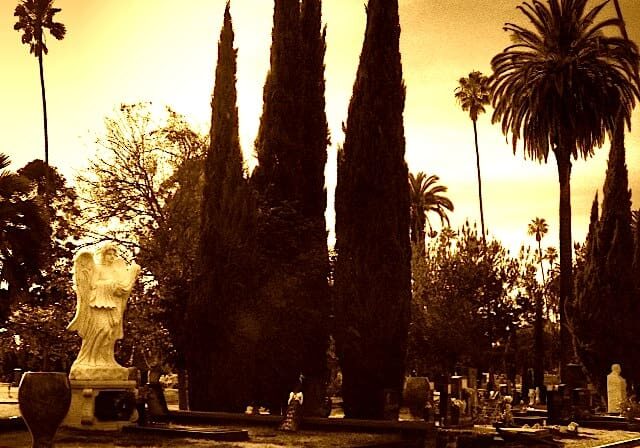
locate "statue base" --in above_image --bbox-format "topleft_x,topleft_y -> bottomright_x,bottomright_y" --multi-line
69,363 -> 129,381
62,380 -> 137,431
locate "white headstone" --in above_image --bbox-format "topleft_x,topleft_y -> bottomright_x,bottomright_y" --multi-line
607,363 -> 627,413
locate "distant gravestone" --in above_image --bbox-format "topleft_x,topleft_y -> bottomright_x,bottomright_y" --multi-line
607,364 -> 627,414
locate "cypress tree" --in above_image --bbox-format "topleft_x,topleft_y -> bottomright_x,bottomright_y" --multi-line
187,3 -> 257,411
253,0 -> 302,203
251,0 -> 330,414
334,0 -> 411,419
297,0 -> 331,414
573,124 -> 638,394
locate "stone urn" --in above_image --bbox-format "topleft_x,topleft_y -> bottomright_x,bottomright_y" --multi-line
18,372 -> 71,448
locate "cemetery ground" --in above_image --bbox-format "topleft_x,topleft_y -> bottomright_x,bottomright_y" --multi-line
3,385 -> 640,447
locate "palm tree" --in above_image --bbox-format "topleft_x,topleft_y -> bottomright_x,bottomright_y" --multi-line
528,217 -> 549,283
409,171 -> 454,248
13,0 -> 66,172
455,70 -> 490,244
528,217 -> 548,396
490,0 -> 640,378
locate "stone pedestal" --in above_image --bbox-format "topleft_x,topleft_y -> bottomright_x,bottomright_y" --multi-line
63,380 -> 137,431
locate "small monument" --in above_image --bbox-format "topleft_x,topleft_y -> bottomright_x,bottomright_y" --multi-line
63,243 -> 141,430
607,363 -> 627,414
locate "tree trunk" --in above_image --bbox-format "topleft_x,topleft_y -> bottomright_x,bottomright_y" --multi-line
38,53 -> 51,200
534,289 -> 544,397
537,241 -> 546,284
555,149 -> 573,381
472,119 -> 486,243
177,368 -> 189,410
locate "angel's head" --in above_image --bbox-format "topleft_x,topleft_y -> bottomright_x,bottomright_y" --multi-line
96,242 -> 119,265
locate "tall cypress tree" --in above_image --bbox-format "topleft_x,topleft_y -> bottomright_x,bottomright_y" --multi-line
251,0 -> 330,414
297,0 -> 331,414
253,0 -> 302,203
573,124 -> 638,394
187,3 -> 257,411
334,0 -> 411,419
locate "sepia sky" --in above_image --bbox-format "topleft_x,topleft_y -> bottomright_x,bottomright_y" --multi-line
1,0 -> 640,254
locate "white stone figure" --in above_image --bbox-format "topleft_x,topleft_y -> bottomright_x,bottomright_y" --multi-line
607,363 -> 627,413
67,243 -> 141,381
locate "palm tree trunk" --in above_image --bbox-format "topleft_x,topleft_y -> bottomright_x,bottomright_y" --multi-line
38,53 -> 49,166
534,288 -> 544,398
537,241 -> 546,284
555,149 -> 573,382
38,53 -> 51,199
472,119 -> 486,244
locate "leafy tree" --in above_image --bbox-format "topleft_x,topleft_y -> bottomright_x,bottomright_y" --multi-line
455,71 -> 490,243
0,159 -> 82,372
0,300 -> 78,372
408,224 -> 537,379
77,103 -> 206,406
0,154 -> 49,320
18,160 -> 82,306
251,0 -> 330,414
490,0 -> 640,377
409,172 -> 453,248
13,0 -> 66,173
334,0 -> 410,419
78,103 -> 204,250
186,4 -> 258,412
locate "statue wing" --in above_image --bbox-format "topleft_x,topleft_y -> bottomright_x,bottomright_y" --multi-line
67,251 -> 96,336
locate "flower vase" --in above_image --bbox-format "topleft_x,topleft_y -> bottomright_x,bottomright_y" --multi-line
18,372 -> 71,448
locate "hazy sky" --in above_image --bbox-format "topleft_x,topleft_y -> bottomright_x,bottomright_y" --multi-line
2,0 -> 639,254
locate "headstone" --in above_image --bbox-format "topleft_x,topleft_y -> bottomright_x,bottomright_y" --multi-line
403,376 -> 430,418
382,388 -> 400,420
450,376 -> 464,399
565,363 -> 587,389
607,363 -> 627,414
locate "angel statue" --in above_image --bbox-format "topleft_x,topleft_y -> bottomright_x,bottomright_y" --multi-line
67,243 -> 141,381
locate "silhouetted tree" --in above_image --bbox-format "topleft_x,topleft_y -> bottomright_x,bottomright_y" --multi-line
0,155 -> 49,321
572,126 -> 638,395
409,172 -> 453,249
13,0 -> 66,177
297,0 -> 331,414
527,217 -> 548,398
251,0 -> 330,414
455,71 -> 490,243
490,0 -> 640,378
186,4 -> 258,412
18,161 -> 82,305
334,0 -> 410,419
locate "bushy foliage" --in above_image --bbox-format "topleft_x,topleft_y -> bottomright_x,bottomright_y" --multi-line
408,224 -> 541,378
0,160 -> 82,372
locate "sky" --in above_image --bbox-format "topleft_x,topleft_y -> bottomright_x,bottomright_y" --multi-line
1,0 -> 640,255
